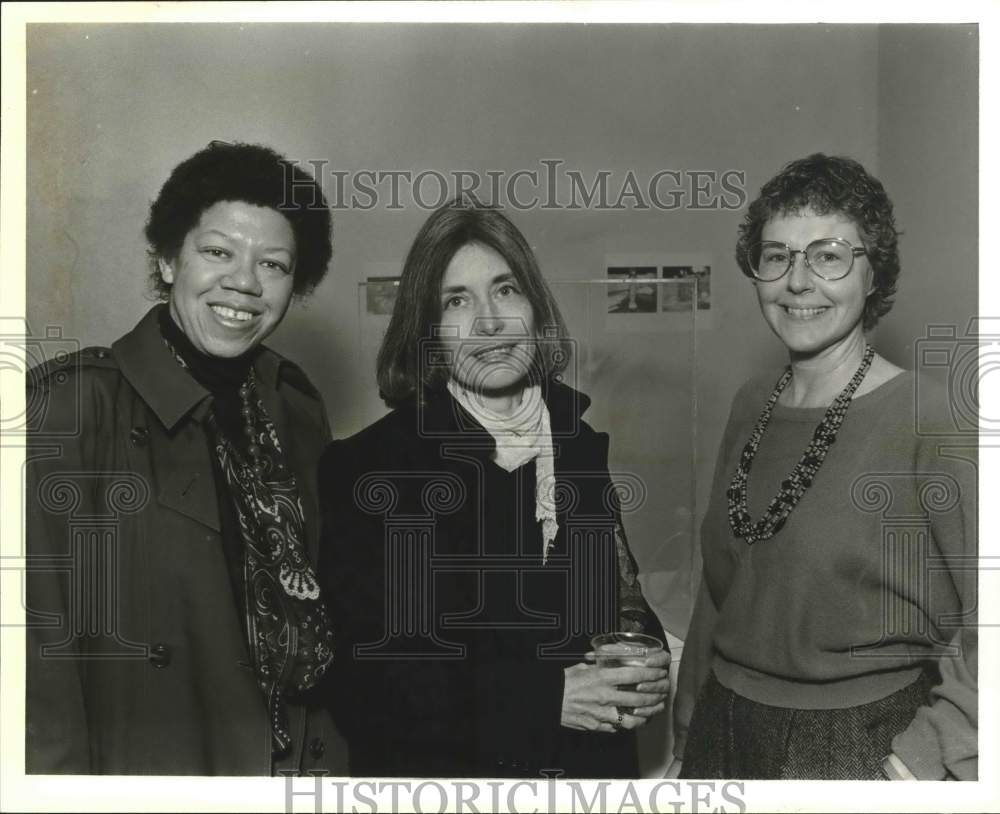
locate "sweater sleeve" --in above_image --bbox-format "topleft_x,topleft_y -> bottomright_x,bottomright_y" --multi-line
891,435 -> 978,780
892,628 -> 978,779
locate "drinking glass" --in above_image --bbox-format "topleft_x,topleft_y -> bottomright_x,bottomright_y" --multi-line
590,632 -> 664,715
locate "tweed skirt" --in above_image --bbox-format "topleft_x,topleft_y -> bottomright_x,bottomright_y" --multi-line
680,670 -> 935,779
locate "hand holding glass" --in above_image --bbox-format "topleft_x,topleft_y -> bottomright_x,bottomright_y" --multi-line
590,632 -> 665,714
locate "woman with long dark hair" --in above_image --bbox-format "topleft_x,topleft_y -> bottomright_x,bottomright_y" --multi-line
319,198 -> 669,777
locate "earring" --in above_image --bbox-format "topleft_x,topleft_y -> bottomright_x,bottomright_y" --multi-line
158,258 -> 174,285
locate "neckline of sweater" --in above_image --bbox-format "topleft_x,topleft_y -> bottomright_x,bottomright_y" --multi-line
767,369 -> 913,423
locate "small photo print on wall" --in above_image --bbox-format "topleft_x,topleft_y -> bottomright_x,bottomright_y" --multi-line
693,265 -> 711,311
661,265 -> 711,312
661,266 -> 696,313
365,276 -> 401,315
607,267 -> 658,314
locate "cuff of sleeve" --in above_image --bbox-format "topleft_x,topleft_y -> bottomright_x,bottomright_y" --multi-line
892,725 -> 947,781
882,753 -> 917,781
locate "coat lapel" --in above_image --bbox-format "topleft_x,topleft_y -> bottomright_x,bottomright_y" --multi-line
149,410 -> 222,532
114,307 -> 222,532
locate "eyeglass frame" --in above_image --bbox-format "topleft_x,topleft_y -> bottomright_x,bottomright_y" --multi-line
743,237 -> 868,282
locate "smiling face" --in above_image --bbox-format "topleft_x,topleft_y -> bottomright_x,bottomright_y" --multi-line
755,209 -> 873,362
160,200 -> 297,358
437,242 -> 537,397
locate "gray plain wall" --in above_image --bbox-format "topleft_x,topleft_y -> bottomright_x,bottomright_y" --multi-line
874,25 -> 978,364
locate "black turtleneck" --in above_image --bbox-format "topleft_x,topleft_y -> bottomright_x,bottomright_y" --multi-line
157,306 -> 258,441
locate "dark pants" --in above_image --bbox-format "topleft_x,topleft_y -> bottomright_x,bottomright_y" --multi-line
681,670 -> 935,780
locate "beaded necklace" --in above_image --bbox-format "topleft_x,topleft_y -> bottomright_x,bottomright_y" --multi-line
727,344 -> 875,545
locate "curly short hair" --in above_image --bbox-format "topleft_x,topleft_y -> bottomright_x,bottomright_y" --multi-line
144,142 -> 332,298
735,153 -> 900,330
376,197 -> 572,408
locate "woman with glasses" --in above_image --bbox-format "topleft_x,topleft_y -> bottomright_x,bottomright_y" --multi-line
670,154 -> 977,780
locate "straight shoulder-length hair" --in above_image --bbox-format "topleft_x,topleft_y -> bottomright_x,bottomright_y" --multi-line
377,198 -> 572,408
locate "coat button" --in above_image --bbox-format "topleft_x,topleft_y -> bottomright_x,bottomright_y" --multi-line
149,643 -> 171,668
130,427 -> 149,447
309,738 -> 325,759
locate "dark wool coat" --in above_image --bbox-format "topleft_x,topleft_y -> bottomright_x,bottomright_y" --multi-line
25,305 -> 343,775
318,381 -> 665,778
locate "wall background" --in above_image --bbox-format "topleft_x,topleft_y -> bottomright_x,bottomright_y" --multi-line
25,22 -> 978,776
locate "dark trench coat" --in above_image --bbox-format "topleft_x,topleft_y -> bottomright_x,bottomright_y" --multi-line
25,305 -> 344,775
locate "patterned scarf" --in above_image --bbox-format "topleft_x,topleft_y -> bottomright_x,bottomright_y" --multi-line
211,373 -> 334,755
161,311 -> 333,755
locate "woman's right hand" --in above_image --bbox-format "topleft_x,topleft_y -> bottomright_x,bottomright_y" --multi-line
561,661 -> 669,733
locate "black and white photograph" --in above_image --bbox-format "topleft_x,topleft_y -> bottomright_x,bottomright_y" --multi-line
607,267 -> 660,313
660,266 -> 697,313
692,265 -> 711,311
0,4 -> 995,813
364,276 -> 401,316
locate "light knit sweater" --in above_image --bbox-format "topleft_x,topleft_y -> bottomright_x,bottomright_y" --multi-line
676,370 -> 977,780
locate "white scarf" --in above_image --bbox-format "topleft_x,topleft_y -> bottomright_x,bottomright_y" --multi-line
447,380 -> 559,564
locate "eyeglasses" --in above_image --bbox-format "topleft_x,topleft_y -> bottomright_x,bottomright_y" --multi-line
745,238 -> 868,282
